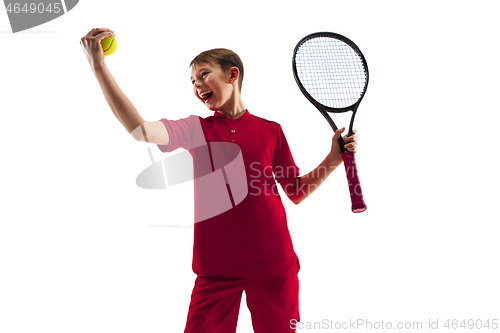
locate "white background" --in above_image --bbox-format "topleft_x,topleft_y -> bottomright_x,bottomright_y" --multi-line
1,0 -> 499,332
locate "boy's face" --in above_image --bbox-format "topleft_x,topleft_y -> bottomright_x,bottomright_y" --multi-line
191,61 -> 237,111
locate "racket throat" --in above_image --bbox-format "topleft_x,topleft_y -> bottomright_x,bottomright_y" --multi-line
321,111 -> 338,132
321,110 -> 356,136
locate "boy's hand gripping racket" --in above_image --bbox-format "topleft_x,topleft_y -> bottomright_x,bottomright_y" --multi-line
292,32 -> 368,213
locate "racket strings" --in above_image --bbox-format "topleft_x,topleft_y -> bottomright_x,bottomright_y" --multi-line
295,37 -> 367,109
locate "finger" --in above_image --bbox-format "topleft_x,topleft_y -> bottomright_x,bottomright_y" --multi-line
92,27 -> 113,33
81,30 -> 114,44
333,127 -> 345,140
343,134 -> 358,143
97,28 -> 114,35
344,142 -> 358,152
351,129 -> 357,141
86,28 -> 101,36
95,31 -> 115,42
87,28 -> 114,38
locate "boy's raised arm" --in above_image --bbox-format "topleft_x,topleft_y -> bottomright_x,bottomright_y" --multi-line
80,28 -> 169,145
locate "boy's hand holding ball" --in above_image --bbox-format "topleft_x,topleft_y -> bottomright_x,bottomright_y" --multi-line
80,28 -> 116,70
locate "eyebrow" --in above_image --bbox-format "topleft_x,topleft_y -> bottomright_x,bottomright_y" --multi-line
190,68 -> 209,81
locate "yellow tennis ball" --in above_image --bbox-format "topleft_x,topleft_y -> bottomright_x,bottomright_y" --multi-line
101,36 -> 117,56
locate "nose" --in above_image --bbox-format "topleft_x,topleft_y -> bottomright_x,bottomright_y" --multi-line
193,79 -> 202,88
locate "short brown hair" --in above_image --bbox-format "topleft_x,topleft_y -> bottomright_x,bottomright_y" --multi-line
190,48 -> 244,92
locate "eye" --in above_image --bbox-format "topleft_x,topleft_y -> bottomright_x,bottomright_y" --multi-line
192,72 -> 209,85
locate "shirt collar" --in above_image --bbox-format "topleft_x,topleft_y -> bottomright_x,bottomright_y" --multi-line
213,109 -> 250,121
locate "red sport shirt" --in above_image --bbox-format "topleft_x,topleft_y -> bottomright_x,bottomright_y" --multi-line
157,109 -> 301,277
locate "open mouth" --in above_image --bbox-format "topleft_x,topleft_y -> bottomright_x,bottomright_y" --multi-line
199,91 -> 213,103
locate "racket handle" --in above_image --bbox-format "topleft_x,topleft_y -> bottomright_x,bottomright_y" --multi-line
342,152 -> 367,213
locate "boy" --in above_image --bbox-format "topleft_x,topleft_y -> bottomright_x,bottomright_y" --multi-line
80,28 -> 359,333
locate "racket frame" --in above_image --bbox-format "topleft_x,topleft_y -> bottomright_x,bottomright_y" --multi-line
292,31 -> 369,139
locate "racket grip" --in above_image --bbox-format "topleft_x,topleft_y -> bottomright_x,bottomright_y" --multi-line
342,152 -> 367,213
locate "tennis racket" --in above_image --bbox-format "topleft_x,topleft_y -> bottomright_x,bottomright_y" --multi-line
292,32 -> 368,213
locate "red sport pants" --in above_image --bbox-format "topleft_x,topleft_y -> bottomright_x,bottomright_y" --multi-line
184,261 -> 300,333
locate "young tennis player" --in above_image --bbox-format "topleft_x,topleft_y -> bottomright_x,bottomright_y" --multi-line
81,28 -> 359,333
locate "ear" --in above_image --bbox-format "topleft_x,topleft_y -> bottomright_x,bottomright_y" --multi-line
229,67 -> 239,85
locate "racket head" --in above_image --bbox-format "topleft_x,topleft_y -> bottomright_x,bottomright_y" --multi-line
292,32 -> 369,114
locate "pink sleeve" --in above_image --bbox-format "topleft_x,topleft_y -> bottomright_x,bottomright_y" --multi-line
273,125 -> 300,183
157,115 -> 204,153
